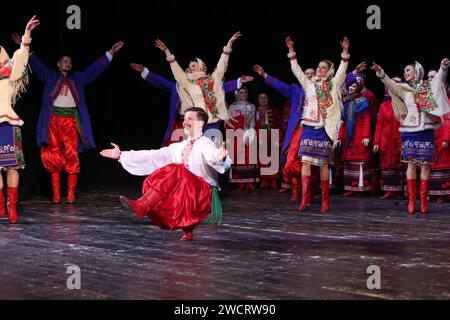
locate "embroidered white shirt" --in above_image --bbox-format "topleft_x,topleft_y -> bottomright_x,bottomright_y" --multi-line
119,136 -> 231,189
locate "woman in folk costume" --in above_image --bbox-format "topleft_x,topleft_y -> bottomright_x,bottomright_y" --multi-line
285,36 -> 350,213
372,58 -> 450,214
225,87 -> 258,191
427,71 -> 450,203
430,121 -> 450,202
337,80 -> 371,197
129,63 -> 253,147
373,77 -> 405,200
100,107 -> 231,241
255,92 -> 282,190
155,32 -> 242,134
0,16 -> 39,224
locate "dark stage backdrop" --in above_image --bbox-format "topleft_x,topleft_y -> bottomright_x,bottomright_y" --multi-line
1,0 -> 448,198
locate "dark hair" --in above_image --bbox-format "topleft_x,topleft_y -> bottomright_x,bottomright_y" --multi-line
58,55 -> 72,63
185,107 -> 209,124
238,86 -> 248,93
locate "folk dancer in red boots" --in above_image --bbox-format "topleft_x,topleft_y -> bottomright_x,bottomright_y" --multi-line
100,108 -> 231,241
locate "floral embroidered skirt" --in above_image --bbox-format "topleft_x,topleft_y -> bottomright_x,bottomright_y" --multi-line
0,123 -> 25,171
298,125 -> 333,167
400,129 -> 434,164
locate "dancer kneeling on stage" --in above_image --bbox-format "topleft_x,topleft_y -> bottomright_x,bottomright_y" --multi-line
100,107 -> 231,241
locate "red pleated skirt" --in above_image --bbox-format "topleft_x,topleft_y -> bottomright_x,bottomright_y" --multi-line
142,163 -> 212,230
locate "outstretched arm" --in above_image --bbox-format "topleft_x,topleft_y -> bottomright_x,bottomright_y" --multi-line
333,37 -> 350,87
131,63 -> 173,92
10,16 -> 40,82
286,36 -> 308,88
433,58 -> 449,84
371,62 -> 404,99
80,41 -> 124,85
224,75 -> 253,93
100,142 -> 175,176
254,64 -> 293,98
214,31 -> 242,81
155,39 -> 189,89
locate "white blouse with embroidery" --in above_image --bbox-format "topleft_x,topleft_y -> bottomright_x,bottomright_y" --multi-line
119,136 -> 232,189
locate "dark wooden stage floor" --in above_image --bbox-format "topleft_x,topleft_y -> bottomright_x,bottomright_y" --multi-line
1,187 -> 449,300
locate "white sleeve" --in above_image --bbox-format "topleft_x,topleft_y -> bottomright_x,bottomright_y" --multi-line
290,57 -> 308,89
201,140 -> 232,174
118,146 -> 176,176
106,51 -> 113,62
141,67 -> 149,79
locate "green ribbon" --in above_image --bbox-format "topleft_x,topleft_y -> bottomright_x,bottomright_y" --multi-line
204,187 -> 223,225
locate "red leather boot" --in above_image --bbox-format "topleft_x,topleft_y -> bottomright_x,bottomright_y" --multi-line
419,180 -> 429,214
67,174 -> 77,204
321,180 -> 330,213
406,179 -> 417,214
7,187 -> 19,224
298,176 -> 311,212
181,224 -> 196,241
51,172 -> 61,204
120,189 -> 163,219
0,188 -> 6,218
290,178 -> 301,202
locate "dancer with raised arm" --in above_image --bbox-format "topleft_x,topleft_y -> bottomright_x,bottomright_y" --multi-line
155,32 -> 242,134
0,16 -> 39,223
285,36 -> 350,213
129,63 -> 253,146
372,58 -> 450,213
100,107 -> 231,241
20,33 -> 124,204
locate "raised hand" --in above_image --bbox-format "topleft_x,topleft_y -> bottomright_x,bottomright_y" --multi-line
10,32 -> 21,45
100,143 -> 122,160
371,62 -> 385,79
354,61 -> 367,75
253,64 -> 267,77
285,36 -> 295,51
340,36 -> 349,52
241,75 -> 254,84
110,41 -> 124,54
227,31 -> 242,48
155,39 -> 171,56
373,145 -> 380,153
441,58 -> 450,69
130,63 -> 144,72
26,15 -> 40,32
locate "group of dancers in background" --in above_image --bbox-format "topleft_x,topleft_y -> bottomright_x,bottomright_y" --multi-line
1,16 -> 449,240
